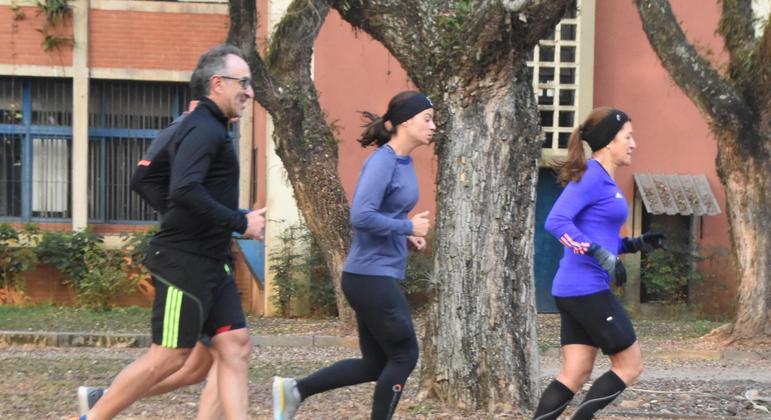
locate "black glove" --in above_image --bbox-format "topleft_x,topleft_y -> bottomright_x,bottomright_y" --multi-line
587,243 -> 627,287
622,231 -> 666,253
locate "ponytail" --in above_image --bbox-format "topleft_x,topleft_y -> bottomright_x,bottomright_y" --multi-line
357,90 -> 431,148
556,125 -> 587,186
358,111 -> 394,147
554,106 -> 615,185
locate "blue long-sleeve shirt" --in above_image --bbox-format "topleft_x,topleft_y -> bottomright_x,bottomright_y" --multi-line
343,145 -> 418,280
545,159 -> 628,297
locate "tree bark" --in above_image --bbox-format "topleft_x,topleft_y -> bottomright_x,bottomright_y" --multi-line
420,64 -> 542,411
227,0 -> 355,324
635,0 -> 770,340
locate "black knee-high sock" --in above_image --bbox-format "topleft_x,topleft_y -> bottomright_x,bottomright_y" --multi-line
532,379 -> 575,420
571,370 -> 626,420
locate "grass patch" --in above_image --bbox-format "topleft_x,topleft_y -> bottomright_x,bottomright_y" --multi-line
0,305 -> 150,333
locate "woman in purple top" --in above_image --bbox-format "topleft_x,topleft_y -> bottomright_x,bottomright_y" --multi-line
272,91 -> 434,420
533,107 -> 665,420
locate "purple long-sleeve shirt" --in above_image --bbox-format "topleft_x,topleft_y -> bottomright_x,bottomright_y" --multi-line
545,159 -> 628,297
343,145 -> 418,280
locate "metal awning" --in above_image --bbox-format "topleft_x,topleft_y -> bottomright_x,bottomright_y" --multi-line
633,173 -> 721,216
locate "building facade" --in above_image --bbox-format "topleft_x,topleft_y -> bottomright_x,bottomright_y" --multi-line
0,0 -> 738,315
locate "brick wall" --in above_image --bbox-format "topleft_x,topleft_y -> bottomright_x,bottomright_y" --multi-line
0,5 -> 74,66
89,10 -> 228,70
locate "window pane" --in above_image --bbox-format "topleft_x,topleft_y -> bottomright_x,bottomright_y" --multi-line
542,131 -> 553,149
539,67 -> 555,84
560,46 -> 576,63
31,137 -> 71,218
558,132 -> 571,148
0,78 -> 23,124
0,134 -> 23,217
560,67 -> 576,84
558,111 -> 575,128
538,88 -> 554,105
540,111 -> 554,128
90,80 -> 190,129
560,24 -> 577,41
566,0 -> 577,18
31,79 -> 72,126
539,45 -> 555,62
559,89 -> 575,106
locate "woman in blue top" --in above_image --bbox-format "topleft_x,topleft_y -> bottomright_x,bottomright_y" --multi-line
272,91 -> 434,420
533,107 -> 665,420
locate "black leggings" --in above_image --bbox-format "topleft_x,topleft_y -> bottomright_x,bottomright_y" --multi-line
296,272 -> 419,420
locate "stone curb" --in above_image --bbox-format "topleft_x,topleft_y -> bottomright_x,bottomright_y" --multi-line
0,330 -> 357,349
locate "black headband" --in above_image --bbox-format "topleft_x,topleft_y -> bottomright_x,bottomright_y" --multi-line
383,94 -> 433,126
581,109 -> 630,151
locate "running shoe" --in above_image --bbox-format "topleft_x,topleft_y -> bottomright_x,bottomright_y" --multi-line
77,386 -> 106,416
272,376 -> 301,420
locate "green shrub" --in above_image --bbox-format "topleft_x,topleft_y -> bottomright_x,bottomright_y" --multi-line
0,224 -> 39,296
402,231 -> 435,309
121,227 -> 157,277
304,239 -> 336,318
269,223 -> 336,318
641,225 -> 701,303
269,224 -> 306,317
35,228 -> 139,310
35,228 -> 101,285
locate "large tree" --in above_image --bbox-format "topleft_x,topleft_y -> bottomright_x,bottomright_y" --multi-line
326,0 -> 572,410
635,0 -> 770,342
226,0 -> 355,323
229,0 -> 572,411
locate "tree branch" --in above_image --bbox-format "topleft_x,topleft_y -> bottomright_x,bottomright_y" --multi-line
227,0 -> 257,54
452,0 -> 570,81
267,0 -> 330,83
635,0 -> 751,129
719,0 -> 756,60
227,0 -> 281,110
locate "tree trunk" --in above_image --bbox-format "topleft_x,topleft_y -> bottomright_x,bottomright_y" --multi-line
227,0 -> 356,325
420,64 -> 542,411
270,96 -> 356,325
720,139 -> 771,340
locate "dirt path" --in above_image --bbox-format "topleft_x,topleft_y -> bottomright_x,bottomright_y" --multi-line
1,339 -> 768,419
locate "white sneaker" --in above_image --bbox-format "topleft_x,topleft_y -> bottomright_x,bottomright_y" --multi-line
272,376 -> 301,420
77,386 -> 106,416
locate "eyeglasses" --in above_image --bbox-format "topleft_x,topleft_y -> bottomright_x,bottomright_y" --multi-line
217,75 -> 252,90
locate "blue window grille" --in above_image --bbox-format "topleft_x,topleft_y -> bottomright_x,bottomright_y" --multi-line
1,77 -> 240,224
0,77 -> 73,221
88,80 -> 190,224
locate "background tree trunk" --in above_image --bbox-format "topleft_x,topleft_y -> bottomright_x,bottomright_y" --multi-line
420,65 -> 542,410
635,0 -> 770,341
227,0 -> 355,324
719,138 -> 771,339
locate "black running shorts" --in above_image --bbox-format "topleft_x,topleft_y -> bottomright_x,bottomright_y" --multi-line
145,245 -> 246,349
554,289 -> 637,355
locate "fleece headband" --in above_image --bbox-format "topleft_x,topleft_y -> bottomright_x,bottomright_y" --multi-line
582,109 -> 630,151
384,94 -> 433,126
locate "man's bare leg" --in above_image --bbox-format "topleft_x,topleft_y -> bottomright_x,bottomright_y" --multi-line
144,341 -> 213,397
212,329 -> 252,420
86,344 -> 191,420
197,350 -> 223,420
